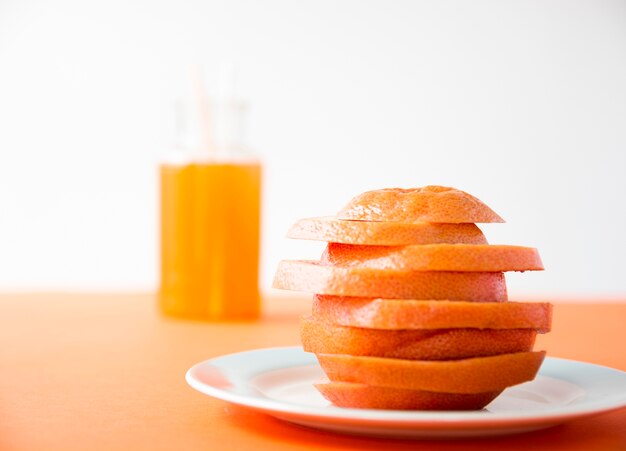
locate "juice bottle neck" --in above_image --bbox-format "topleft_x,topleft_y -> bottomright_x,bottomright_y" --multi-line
166,96 -> 256,164
165,63 -> 257,164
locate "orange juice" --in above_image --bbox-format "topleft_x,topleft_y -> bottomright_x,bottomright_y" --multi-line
159,161 -> 261,320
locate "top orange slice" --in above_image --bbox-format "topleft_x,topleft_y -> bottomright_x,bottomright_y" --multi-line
337,186 -> 504,224
287,217 -> 488,245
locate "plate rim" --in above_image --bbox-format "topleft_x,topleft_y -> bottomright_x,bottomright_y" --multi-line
185,346 -> 626,428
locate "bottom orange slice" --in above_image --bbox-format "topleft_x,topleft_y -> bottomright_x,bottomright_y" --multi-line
316,382 -> 502,410
316,351 -> 545,393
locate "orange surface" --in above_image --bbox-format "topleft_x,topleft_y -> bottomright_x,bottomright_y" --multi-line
273,260 -> 508,301
287,217 -> 488,245
312,296 -> 552,331
321,243 -> 543,272
160,162 -> 261,320
336,186 -> 504,223
301,316 -> 537,360
316,351 -> 545,393
2,293 -> 626,451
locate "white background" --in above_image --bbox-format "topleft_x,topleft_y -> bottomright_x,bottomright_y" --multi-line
0,0 -> 625,299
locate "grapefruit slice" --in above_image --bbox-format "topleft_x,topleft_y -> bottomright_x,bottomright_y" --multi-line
273,260 -> 508,301
312,296 -> 552,332
315,382 -> 501,410
316,351 -> 545,393
337,186 -> 504,223
301,316 -> 537,360
287,217 -> 488,245
321,243 -> 543,272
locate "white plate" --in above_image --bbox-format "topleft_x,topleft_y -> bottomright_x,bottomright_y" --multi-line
186,346 -> 626,439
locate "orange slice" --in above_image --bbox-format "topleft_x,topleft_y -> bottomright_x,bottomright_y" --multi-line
337,186 -> 504,223
321,243 -> 543,272
315,382 -> 501,410
272,260 -> 508,301
312,296 -> 552,332
301,316 -> 537,360
316,351 -> 545,393
287,217 -> 488,245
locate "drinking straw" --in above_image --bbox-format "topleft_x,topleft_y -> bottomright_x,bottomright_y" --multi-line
217,61 -> 237,153
189,64 -> 216,158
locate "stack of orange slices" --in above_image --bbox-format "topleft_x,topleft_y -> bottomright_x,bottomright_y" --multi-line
273,186 -> 552,410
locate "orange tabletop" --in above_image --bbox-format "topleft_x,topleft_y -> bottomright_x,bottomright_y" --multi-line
1,293 -> 626,451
